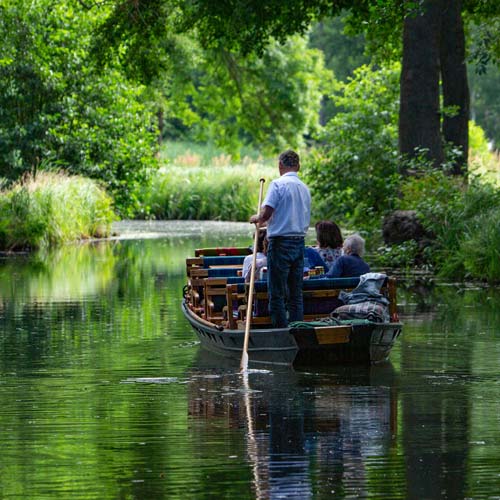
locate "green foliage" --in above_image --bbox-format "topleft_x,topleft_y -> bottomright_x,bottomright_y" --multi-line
0,172 -> 116,250
0,0 -> 159,216
468,121 -> 500,185
446,181 -> 500,281
91,0 -> 180,84
145,164 -> 276,221
161,37 -> 332,156
466,12 -> 500,70
469,120 -> 491,156
308,17 -> 369,83
92,1 -> 334,156
305,63 -> 401,225
308,15 -> 370,125
159,140 -> 272,167
460,208 -> 500,281
469,62 -> 500,149
181,0 -> 335,55
399,169 -> 500,281
374,240 -> 420,270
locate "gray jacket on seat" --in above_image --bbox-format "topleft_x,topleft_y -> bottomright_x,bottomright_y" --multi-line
339,273 -> 389,305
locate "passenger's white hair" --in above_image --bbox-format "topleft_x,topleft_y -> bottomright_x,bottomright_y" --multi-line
343,233 -> 365,256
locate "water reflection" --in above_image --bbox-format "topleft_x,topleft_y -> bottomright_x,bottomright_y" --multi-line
188,352 -> 398,499
0,222 -> 499,498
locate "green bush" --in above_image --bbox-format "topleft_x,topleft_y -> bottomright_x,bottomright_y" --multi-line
0,0 -> 158,217
399,170 -> 500,281
460,208 -> 500,281
373,240 -> 420,270
145,164 -> 276,221
0,172 -> 116,250
305,63 -> 401,226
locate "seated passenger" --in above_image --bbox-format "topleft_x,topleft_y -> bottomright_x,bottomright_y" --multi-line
242,228 -> 267,282
304,246 -> 327,272
313,220 -> 343,272
325,233 -> 370,278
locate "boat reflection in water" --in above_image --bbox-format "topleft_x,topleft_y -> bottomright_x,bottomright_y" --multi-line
188,351 -> 398,498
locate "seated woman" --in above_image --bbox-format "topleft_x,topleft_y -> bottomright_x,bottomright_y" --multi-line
313,220 -> 343,272
242,228 -> 267,282
325,233 -> 370,278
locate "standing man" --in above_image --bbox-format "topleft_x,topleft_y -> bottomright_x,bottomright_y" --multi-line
250,150 -> 311,328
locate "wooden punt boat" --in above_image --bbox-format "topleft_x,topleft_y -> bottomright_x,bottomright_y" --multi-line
182,248 -> 403,367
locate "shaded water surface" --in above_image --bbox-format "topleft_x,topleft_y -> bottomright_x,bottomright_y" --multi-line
1,221 -> 499,499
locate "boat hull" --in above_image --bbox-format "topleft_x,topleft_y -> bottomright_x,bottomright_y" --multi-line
182,300 -> 402,366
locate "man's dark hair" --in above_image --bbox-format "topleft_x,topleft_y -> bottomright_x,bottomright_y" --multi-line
279,150 -> 300,170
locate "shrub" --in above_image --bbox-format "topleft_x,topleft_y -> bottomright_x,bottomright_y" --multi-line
0,0 -> 158,217
373,240 -> 420,270
305,63 -> 401,226
399,170 -> 500,281
460,208 -> 500,281
0,172 -> 116,250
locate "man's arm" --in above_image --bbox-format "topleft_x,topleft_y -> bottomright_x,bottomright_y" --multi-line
250,205 -> 273,225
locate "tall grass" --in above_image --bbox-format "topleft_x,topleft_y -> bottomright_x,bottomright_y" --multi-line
146,164 -> 277,221
460,208 -> 500,281
159,140 -> 271,167
398,169 -> 500,281
0,172 -> 116,251
438,184 -> 500,281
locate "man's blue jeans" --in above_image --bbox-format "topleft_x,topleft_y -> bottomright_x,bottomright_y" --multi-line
266,237 -> 305,328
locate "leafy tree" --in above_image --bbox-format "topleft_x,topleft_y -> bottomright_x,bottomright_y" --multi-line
92,0 -> 500,174
309,16 -> 369,83
308,15 -> 369,124
163,37 -> 331,155
310,10 -> 500,151
0,0 -> 159,215
91,5 -> 332,156
306,63 -> 401,225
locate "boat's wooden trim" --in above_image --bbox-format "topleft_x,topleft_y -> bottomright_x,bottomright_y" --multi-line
195,247 -> 252,257
314,325 -> 351,345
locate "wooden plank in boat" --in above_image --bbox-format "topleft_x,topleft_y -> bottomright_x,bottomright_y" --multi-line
314,326 -> 351,345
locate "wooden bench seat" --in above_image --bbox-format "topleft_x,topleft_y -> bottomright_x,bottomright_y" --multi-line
227,276 -> 398,329
188,276 -> 245,319
186,268 -> 399,330
186,255 -> 245,278
195,247 -> 252,257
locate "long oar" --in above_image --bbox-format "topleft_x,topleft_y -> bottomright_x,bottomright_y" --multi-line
240,178 -> 266,372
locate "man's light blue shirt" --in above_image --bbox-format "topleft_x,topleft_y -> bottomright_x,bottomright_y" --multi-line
262,172 -> 311,238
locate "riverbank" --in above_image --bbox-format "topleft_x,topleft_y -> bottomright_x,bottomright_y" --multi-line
2,162 -> 500,284
0,172 -> 116,251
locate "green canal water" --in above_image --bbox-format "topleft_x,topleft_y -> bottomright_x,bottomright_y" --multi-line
0,221 -> 499,499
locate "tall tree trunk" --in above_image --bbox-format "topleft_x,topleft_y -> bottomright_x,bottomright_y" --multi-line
399,0 -> 444,171
440,0 -> 469,174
